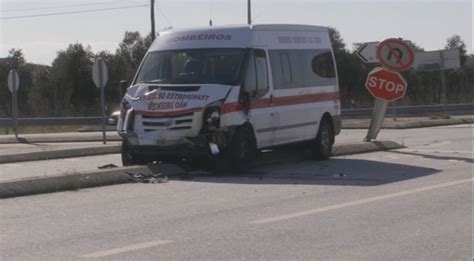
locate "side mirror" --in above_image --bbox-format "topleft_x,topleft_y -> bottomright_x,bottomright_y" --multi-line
239,91 -> 251,105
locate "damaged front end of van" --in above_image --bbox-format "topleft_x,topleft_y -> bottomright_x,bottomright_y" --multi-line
117,46 -> 250,167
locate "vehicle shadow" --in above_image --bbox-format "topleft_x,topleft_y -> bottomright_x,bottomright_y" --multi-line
171,149 -> 441,187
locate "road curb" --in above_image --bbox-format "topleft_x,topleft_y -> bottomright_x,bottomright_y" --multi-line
0,141 -> 403,199
0,164 -> 186,199
331,140 -> 404,156
342,118 -> 473,129
0,145 -> 121,164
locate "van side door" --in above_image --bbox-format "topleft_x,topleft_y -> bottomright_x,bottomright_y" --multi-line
268,50 -> 308,145
243,49 -> 274,148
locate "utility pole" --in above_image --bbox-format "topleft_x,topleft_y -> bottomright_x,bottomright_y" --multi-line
150,0 -> 156,40
247,0 -> 251,25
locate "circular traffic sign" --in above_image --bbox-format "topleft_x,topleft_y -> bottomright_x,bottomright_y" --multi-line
365,67 -> 408,102
8,70 -> 20,93
376,38 -> 415,72
92,59 -> 108,89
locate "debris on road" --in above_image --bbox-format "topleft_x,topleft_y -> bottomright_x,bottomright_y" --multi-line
126,169 -> 169,184
98,164 -> 118,169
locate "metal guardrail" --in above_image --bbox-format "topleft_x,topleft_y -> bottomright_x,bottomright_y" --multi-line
341,103 -> 473,118
0,104 -> 472,128
0,117 -> 102,128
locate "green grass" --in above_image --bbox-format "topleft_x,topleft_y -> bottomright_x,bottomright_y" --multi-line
429,114 -> 451,120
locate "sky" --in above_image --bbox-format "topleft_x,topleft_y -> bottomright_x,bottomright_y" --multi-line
0,0 -> 472,65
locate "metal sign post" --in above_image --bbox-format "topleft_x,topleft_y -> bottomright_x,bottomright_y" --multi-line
92,59 -> 109,145
439,51 -> 448,115
364,99 -> 389,142
391,101 -> 397,121
8,70 -> 20,139
364,68 -> 408,141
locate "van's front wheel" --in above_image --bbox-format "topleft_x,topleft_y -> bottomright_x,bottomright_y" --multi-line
312,119 -> 334,160
228,127 -> 257,173
121,141 -> 145,166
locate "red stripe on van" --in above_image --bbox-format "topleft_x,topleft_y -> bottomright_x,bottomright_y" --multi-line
135,107 -> 202,117
222,91 -> 340,114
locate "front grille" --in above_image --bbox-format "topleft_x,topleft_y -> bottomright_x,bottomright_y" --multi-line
141,112 -> 194,132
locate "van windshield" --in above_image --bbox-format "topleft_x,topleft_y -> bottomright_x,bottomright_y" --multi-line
134,49 -> 245,85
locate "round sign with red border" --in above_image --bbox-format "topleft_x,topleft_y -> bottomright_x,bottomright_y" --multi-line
376,38 -> 415,72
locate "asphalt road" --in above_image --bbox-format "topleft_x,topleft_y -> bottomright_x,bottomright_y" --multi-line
0,126 -> 471,181
0,124 -> 473,260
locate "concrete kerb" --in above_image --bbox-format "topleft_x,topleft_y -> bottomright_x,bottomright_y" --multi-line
332,140 -> 404,156
0,140 -> 404,199
0,164 -> 187,199
0,145 -> 121,164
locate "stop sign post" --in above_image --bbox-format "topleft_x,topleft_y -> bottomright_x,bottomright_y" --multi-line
364,67 -> 408,141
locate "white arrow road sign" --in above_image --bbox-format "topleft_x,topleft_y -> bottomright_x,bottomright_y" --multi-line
356,42 -> 379,63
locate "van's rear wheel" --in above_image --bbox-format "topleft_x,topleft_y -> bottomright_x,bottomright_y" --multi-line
312,119 -> 334,160
121,141 -> 145,166
228,127 -> 257,174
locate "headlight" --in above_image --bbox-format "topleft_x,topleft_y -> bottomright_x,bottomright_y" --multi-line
120,99 -> 131,119
203,100 -> 223,129
206,109 -> 221,123
204,106 -> 221,128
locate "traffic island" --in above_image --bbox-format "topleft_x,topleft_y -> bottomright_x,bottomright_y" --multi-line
0,164 -> 186,199
0,140 -> 404,199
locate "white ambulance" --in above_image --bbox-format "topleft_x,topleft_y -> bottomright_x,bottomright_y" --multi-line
118,24 -> 341,172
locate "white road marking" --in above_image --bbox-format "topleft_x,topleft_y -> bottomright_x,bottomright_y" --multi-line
249,178 -> 473,225
81,240 -> 173,258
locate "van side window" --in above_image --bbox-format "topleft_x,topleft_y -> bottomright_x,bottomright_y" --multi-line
254,49 -> 269,97
312,52 -> 336,78
280,52 -> 293,86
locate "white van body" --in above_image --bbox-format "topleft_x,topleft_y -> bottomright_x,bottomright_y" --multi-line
118,24 -> 341,168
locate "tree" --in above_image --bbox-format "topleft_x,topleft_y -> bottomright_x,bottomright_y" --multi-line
115,31 -> 153,83
328,27 -> 345,53
28,43 -> 96,116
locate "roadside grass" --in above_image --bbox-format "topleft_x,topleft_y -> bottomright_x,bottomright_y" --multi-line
429,114 -> 451,120
2,125 -> 84,135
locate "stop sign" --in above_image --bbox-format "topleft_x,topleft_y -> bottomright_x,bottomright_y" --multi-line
365,67 -> 407,102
